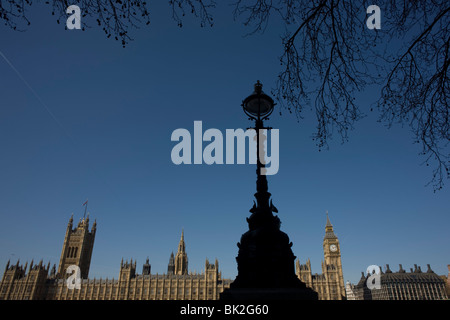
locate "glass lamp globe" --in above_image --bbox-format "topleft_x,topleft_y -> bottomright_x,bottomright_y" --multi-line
242,81 -> 275,119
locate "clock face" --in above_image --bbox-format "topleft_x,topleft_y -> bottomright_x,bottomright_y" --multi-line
330,244 -> 337,252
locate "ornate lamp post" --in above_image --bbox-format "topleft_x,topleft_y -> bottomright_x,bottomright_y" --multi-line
221,81 -> 318,300
242,81 -> 276,231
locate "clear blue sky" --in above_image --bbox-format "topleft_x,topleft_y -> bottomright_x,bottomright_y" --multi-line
0,3 -> 448,285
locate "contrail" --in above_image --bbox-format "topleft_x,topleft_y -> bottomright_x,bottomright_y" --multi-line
0,50 -> 75,143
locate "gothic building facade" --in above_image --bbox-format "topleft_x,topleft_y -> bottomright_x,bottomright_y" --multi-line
0,215 -> 232,300
1,212 -> 350,300
351,264 -> 448,300
57,214 -> 96,279
296,213 -> 346,300
447,265 -> 450,297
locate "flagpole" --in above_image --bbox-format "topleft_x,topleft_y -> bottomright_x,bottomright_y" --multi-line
83,199 -> 88,219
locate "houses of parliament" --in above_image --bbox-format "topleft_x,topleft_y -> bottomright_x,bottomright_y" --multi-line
0,212 -> 345,300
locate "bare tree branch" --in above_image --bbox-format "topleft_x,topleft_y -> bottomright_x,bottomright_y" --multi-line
169,0 -> 215,28
0,1 -> 216,46
0,0 -> 32,30
2,0 -> 449,190
233,0 -> 449,190
379,6 -> 450,191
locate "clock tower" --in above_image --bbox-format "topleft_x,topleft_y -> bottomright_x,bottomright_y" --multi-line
321,212 -> 345,300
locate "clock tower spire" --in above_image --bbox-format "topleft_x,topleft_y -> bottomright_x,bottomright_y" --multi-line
324,211 -> 337,240
322,211 -> 346,300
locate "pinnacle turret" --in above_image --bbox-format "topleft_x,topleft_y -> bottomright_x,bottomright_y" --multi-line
324,211 -> 337,239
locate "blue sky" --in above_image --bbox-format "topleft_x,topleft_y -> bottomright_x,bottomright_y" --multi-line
0,3 -> 448,285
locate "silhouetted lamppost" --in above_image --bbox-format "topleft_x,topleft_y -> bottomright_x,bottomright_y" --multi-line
242,80 -> 276,230
221,81 -> 318,300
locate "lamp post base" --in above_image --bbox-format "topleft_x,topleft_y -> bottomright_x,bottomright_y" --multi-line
225,81 -> 318,301
220,222 -> 318,301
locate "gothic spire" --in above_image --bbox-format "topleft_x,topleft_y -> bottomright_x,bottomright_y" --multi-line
178,229 -> 186,253
175,229 -> 188,275
68,214 -> 74,230
326,211 -> 332,228
167,252 -> 175,275
324,211 -> 337,239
